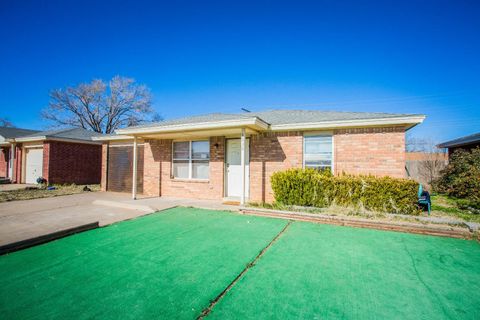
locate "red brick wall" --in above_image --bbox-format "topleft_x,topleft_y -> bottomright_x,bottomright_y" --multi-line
334,127 -> 406,178
101,143 -> 108,191
142,137 -> 225,199
44,141 -> 102,184
103,126 -> 407,202
143,140 -> 162,196
0,147 -> 9,177
42,142 -> 50,182
14,145 -> 22,183
250,131 -> 304,203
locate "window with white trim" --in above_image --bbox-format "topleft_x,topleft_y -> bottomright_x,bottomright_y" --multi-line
303,135 -> 333,171
172,141 -> 210,179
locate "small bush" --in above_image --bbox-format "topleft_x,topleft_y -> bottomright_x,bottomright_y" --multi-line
433,147 -> 480,210
271,168 -> 420,215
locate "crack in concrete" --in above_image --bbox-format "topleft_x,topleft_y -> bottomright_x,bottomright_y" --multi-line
197,220 -> 293,319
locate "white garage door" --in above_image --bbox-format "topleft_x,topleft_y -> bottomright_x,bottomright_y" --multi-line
25,148 -> 43,184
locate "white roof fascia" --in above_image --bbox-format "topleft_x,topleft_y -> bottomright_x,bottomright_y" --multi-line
14,136 -> 47,142
115,117 -> 269,135
92,135 -> 134,141
14,136 -> 101,145
270,116 -> 426,131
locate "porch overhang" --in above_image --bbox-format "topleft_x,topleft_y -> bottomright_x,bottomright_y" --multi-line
115,117 -> 269,139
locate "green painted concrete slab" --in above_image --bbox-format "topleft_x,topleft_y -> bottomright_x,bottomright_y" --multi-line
208,222 -> 480,320
1,207 -> 479,319
0,208 -> 287,319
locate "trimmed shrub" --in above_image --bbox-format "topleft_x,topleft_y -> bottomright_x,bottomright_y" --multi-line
271,168 -> 420,215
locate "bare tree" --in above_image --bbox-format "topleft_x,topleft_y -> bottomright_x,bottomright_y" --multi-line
406,132 -> 430,152
405,135 -> 447,187
0,117 -> 14,127
42,76 -> 160,134
419,150 -> 447,186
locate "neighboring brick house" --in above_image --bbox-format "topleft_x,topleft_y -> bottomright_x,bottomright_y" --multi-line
0,126 -> 40,180
3,128 -> 102,184
438,132 -> 480,156
96,110 -> 425,204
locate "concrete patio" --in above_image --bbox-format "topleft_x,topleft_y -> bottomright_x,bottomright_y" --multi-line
0,191 -> 238,247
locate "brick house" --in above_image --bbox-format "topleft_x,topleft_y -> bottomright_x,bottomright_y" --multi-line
0,127 -> 40,180
95,110 -> 425,204
1,127 -> 102,184
438,131 -> 480,156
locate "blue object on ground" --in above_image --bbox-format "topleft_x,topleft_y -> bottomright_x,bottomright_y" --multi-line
418,184 -> 431,215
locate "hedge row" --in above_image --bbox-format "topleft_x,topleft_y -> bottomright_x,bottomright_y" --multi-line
271,168 -> 420,215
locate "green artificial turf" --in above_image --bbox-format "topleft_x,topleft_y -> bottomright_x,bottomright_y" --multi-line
0,207 -> 287,319
208,222 -> 480,320
2,208 -> 480,320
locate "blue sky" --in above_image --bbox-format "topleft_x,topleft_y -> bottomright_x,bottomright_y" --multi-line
0,0 -> 479,143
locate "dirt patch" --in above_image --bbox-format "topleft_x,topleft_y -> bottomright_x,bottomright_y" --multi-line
0,184 -> 100,203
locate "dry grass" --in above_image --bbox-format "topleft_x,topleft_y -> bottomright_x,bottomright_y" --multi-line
0,184 -> 100,203
247,200 -> 475,228
247,202 -> 387,219
431,194 -> 480,223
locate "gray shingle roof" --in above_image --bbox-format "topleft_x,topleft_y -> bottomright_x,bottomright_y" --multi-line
20,127 -> 103,141
248,109 -> 420,125
0,126 -> 40,139
129,113 -> 255,129
438,132 -> 480,148
124,109 -> 422,130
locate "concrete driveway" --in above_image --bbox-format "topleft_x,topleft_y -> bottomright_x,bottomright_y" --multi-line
0,192 -> 237,248
0,192 -> 162,247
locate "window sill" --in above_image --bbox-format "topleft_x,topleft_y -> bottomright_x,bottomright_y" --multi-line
171,178 -> 210,183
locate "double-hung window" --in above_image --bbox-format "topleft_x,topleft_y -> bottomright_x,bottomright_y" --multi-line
172,141 -> 210,179
303,134 -> 333,171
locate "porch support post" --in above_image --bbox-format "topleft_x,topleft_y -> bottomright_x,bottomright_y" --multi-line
132,136 -> 138,200
9,143 -> 16,181
240,128 -> 246,205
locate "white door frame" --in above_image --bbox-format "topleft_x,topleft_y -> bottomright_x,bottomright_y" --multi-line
225,135 -> 250,203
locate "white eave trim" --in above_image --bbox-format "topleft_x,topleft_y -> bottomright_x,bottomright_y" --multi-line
92,135 -> 134,141
269,116 -> 426,131
0,138 -> 20,146
14,136 -> 48,142
14,136 -> 101,145
115,117 -> 269,135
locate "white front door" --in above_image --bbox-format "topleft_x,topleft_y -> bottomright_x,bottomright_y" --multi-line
25,148 -> 43,184
226,139 -> 249,198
